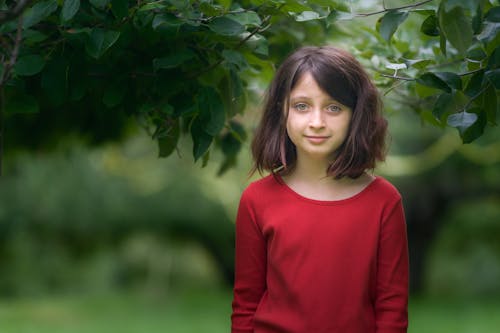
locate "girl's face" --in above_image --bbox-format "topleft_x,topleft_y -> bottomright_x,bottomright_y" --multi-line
286,72 -> 352,165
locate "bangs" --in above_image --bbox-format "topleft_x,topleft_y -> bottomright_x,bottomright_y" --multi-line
290,56 -> 357,110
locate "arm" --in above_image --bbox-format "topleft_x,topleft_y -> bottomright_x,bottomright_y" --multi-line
231,188 -> 267,333
375,198 -> 409,333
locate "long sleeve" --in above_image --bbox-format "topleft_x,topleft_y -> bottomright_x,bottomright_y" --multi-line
375,198 -> 409,333
231,188 -> 267,333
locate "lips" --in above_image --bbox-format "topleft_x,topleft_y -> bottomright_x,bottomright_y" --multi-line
305,135 -> 330,143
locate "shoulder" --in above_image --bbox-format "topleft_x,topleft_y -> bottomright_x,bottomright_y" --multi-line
243,173 -> 281,195
369,176 -> 402,202
239,174 -> 282,205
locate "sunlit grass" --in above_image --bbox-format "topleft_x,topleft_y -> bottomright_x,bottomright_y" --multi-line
1,289 -> 499,333
0,287 -> 231,333
409,295 -> 500,333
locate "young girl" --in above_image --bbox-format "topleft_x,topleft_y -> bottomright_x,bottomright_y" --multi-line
231,46 -> 409,333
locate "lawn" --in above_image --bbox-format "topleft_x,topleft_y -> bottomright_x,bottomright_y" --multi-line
0,288 -> 499,333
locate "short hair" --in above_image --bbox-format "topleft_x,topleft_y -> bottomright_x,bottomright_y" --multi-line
251,46 -> 388,179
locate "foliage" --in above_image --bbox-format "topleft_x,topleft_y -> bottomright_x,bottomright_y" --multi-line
425,198 -> 500,298
0,148 -> 234,295
0,0 -> 499,171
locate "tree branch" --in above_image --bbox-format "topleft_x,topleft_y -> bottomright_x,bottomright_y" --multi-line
187,14 -> 272,80
458,68 -> 484,77
380,73 -> 415,81
354,0 -> 433,17
463,82 -> 491,111
0,16 -> 24,85
0,0 -> 35,25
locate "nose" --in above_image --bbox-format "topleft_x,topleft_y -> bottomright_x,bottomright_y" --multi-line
309,109 -> 325,129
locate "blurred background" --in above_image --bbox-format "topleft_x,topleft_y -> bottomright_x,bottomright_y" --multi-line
1,103 -> 500,333
1,0 -> 500,332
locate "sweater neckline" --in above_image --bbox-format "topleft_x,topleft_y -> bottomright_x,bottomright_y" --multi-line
274,174 -> 381,205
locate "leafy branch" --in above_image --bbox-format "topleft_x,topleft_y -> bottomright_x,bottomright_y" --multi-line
354,0 -> 434,17
0,0 -> 35,25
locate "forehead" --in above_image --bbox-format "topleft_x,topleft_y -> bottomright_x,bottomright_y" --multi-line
289,72 -> 332,99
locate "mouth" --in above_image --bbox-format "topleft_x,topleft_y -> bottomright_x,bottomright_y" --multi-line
305,135 -> 330,143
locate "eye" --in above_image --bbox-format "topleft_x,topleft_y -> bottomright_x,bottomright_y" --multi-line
293,103 -> 309,112
326,104 -> 342,113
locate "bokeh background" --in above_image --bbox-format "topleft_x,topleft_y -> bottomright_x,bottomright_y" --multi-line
1,101 -> 500,333
1,0 -> 500,332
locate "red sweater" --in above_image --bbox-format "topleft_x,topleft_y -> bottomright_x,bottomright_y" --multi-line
231,175 -> 408,333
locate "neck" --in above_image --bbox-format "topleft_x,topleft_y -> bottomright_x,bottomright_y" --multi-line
289,156 -> 334,184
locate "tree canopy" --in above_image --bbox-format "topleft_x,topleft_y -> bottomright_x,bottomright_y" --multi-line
0,0 -> 499,174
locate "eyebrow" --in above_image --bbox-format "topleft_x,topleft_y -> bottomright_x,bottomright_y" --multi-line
289,95 -> 339,103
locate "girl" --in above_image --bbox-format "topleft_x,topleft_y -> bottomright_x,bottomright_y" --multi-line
231,46 -> 409,333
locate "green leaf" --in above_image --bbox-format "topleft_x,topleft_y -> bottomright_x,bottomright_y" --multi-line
191,117 -> 214,162
415,82 -> 441,98
245,33 -> 268,56
439,30 -> 447,56
488,45 -> 500,69
222,50 -> 248,70
483,83 -> 497,125
464,70 -> 484,97
208,16 -> 245,36
447,110 -> 478,129
85,29 -> 120,59
22,0 -> 58,29
466,46 -> 487,62
439,6 -> 473,54
411,9 -> 435,16
153,49 -> 196,71
433,91 -> 468,123
432,92 -> 453,123
282,1 -> 312,14
89,0 -> 110,9
458,107 -> 486,143
23,29 -> 49,44
477,22 -> 500,45
443,0 -> 480,12
157,118 -> 180,158
485,6 -> 500,22
417,72 -> 452,93
217,121 -> 246,175
421,14 -> 440,36
434,72 -> 462,90
61,0 -> 80,23
485,69 -> 500,89
227,11 -> 262,27
218,0 -> 232,10
138,1 -> 166,11
295,11 -> 321,22
420,110 -> 442,127
326,9 -> 354,24
220,68 -> 246,117
152,13 -> 183,29
197,87 -> 225,136
378,10 -> 409,42
403,59 -> 435,70
199,2 -> 223,16
14,55 -> 45,76
472,3 -> 482,34
111,0 -> 128,20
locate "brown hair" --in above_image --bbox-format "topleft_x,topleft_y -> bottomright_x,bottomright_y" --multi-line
251,46 -> 387,179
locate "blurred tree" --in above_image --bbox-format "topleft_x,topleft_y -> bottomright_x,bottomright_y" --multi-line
0,0 -> 499,175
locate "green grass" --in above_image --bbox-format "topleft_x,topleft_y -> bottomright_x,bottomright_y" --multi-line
1,289 -> 499,333
0,288 -> 232,333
